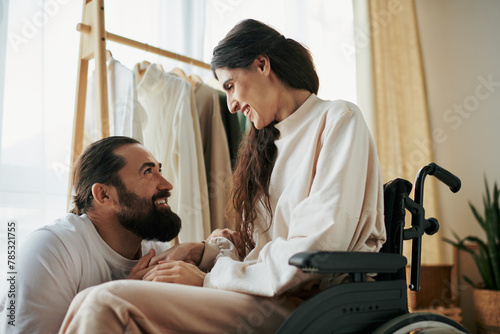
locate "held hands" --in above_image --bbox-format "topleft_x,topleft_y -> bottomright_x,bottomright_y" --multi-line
136,228 -> 244,286
142,242 -> 206,286
129,248 -> 206,286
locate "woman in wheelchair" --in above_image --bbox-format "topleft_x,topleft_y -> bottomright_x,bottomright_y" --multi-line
60,19 -> 387,333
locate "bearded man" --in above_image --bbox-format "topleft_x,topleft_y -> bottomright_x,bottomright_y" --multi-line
0,136 -> 182,334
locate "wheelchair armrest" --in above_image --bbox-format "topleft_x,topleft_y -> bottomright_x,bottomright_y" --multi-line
289,251 -> 407,274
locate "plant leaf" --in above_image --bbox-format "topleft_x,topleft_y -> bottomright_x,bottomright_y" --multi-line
445,177 -> 500,291
489,181 -> 500,289
463,275 -> 477,288
469,202 -> 486,230
484,177 -> 491,207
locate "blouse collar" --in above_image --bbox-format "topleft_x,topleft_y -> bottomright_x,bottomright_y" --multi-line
274,93 -> 319,139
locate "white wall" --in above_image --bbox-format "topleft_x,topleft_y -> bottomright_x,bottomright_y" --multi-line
415,0 -> 500,331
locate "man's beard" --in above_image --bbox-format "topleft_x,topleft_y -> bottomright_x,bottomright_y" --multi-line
114,180 -> 181,242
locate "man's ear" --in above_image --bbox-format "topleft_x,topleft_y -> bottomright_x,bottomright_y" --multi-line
254,55 -> 271,75
91,183 -> 115,207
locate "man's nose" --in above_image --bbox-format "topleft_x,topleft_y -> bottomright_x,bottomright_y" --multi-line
158,175 -> 173,191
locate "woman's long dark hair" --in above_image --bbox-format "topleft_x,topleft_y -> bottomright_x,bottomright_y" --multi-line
212,19 -> 319,252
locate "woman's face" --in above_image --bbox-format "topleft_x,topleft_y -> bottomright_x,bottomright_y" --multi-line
215,57 -> 278,130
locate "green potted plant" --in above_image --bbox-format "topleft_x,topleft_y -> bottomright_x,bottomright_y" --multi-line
445,178 -> 500,333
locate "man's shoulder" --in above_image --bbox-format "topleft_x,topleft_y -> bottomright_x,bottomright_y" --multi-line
44,213 -> 92,233
24,214 -> 92,252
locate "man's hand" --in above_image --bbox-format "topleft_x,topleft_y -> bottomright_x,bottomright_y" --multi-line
149,242 -> 205,267
208,228 -> 245,258
129,249 -> 157,280
143,261 -> 206,286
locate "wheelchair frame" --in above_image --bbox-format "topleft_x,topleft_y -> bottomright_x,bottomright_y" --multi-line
276,163 -> 470,334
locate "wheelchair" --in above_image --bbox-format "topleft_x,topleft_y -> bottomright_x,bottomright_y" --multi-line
276,163 -> 471,334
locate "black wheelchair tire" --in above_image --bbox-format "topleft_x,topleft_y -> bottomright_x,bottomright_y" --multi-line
372,312 -> 470,334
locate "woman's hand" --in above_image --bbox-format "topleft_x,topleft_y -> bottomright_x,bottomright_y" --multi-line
208,228 -> 245,258
143,261 -> 206,286
149,242 -> 205,267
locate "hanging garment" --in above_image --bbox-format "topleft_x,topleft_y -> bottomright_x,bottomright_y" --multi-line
135,64 -> 210,242
217,91 -> 242,169
84,57 -> 146,146
206,77 -> 242,169
193,81 -> 232,231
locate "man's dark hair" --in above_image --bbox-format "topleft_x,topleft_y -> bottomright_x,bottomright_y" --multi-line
70,136 -> 140,215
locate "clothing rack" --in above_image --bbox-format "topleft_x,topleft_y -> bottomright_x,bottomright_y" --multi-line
69,0 -> 211,204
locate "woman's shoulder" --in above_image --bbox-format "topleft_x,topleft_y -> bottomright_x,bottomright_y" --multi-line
316,98 -> 361,114
311,98 -> 363,125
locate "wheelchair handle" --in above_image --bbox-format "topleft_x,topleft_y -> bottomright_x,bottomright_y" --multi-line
409,163 -> 461,291
428,163 -> 461,193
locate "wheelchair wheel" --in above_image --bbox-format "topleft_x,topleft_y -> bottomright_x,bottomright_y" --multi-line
372,312 -> 470,334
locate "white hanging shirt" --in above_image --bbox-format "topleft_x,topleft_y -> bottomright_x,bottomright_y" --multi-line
135,64 -> 210,242
0,214 -> 169,334
84,57 -> 146,146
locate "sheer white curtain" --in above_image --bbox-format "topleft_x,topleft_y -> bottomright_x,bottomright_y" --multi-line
0,0 -> 82,276
0,0 -> 9,162
0,0 -> 355,278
